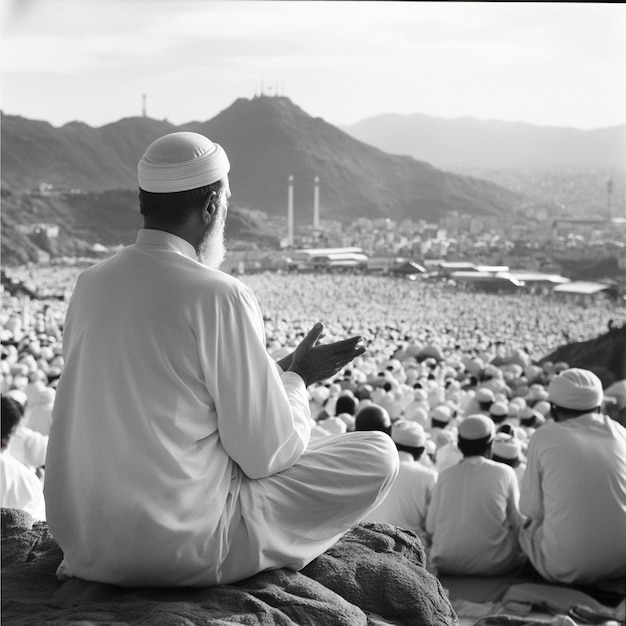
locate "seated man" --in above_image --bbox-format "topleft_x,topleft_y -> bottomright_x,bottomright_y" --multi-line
4,389 -> 48,474
1,395 -> 46,520
426,414 -> 525,576
44,132 -> 399,588
365,420 -> 437,545
519,368 -> 626,584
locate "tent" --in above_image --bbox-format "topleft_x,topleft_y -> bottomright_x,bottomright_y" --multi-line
389,261 -> 426,276
450,271 -> 524,292
552,281 -> 614,296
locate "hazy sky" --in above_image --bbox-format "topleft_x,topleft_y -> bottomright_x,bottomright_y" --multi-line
2,0 -> 625,130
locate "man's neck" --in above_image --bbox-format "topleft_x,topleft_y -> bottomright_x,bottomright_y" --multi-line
142,221 -> 197,250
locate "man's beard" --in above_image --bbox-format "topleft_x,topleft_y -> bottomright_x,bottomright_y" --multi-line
197,207 -> 227,269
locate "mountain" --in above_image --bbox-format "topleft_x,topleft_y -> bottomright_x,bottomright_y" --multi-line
1,97 -> 520,224
1,115 -> 178,192
340,113 -> 626,170
0,188 -> 279,266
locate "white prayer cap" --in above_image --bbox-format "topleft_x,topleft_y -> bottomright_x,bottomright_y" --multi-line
493,434 -> 522,460
476,388 -> 495,403
547,368 -> 603,411
138,132 -> 230,193
533,400 -> 551,416
392,420 -> 427,447
489,401 -> 509,418
458,414 -> 495,442
430,404 -> 452,424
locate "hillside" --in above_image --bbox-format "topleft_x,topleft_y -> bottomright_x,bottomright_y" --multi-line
178,97 -> 520,222
0,188 -> 279,266
540,326 -> 626,387
340,113 -> 626,171
1,115 -> 178,192
0,97 -> 521,224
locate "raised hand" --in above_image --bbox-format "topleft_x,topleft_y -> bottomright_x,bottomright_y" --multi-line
288,322 -> 365,387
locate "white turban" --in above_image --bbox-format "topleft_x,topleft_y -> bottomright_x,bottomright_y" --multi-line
138,132 -> 230,193
392,420 -> 427,447
493,434 -> 522,460
547,368 -> 603,411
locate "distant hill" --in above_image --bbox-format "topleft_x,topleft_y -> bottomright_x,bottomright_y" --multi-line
0,188 -> 279,265
340,113 -> 626,170
1,115 -> 178,192
1,97 -> 521,225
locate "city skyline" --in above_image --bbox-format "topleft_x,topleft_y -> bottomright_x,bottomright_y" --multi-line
1,1 -> 625,131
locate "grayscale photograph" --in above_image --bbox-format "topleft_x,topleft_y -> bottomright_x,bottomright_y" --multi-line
1,1 -> 625,624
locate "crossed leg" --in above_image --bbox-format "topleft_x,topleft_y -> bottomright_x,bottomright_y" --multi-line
219,430 -> 399,584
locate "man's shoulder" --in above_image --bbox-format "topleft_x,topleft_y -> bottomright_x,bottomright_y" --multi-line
527,421 -> 560,443
404,460 -> 436,477
198,269 -> 251,298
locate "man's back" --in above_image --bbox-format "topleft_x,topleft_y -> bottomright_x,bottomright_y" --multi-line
426,456 -> 523,575
366,451 -> 437,535
45,230 -> 310,586
520,413 -> 626,583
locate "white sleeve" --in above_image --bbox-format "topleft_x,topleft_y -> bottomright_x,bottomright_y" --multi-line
504,466 -> 524,531
198,282 -> 311,479
519,437 -> 544,521
8,426 -> 48,468
425,480 -> 441,537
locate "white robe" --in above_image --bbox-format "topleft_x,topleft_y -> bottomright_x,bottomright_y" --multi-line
45,229 -> 398,587
426,455 -> 524,575
0,451 -> 46,520
519,412 -> 626,584
365,450 -> 437,540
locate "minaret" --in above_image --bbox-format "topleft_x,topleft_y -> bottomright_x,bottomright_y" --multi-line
288,175 -> 294,247
313,176 -> 320,230
142,94 -> 147,117
607,177 -> 614,219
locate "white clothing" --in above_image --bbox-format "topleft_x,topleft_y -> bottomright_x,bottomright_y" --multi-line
435,443 -> 463,472
365,450 -> 437,540
0,451 -> 46,520
24,386 -> 55,436
402,401 -> 430,427
426,456 -> 524,576
45,230 -> 398,587
519,412 -> 626,584
221,431 -> 398,583
7,424 -> 48,470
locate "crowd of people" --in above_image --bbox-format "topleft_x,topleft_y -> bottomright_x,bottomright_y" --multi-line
2,130 -> 625,590
2,266 -> 625,585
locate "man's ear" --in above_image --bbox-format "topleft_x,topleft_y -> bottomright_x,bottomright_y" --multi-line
201,192 -> 218,224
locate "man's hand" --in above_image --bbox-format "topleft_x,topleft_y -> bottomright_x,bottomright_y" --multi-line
287,322 -> 365,387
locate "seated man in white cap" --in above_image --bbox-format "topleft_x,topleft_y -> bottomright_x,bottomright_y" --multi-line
519,368 -> 626,585
45,132 -> 399,588
426,414 -> 525,576
365,420 -> 438,545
